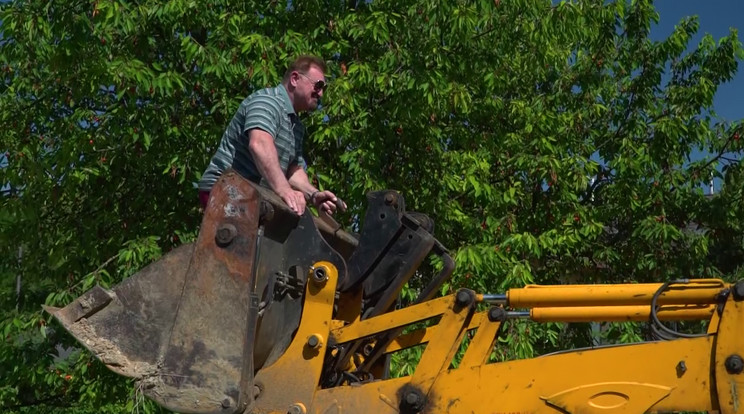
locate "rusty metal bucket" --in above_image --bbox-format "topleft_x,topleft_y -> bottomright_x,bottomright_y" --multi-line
46,171 -> 347,414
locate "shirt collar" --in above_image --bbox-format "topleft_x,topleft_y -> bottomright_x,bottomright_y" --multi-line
277,85 -> 296,116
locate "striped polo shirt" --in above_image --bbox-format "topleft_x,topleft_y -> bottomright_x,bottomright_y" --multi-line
198,85 -> 307,191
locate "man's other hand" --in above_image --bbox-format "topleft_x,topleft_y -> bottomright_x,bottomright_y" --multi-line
312,190 -> 347,215
278,188 -> 307,215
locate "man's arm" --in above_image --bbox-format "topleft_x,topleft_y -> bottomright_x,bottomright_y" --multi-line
286,165 -> 314,197
247,129 -> 306,214
287,165 -> 346,215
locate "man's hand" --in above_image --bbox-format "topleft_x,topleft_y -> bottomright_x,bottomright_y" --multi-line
247,130 -> 307,215
311,190 -> 347,215
278,188 -> 307,215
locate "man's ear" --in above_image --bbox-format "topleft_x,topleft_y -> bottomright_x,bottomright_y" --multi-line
289,71 -> 299,88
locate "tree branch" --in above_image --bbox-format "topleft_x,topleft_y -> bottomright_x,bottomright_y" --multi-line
690,129 -> 741,178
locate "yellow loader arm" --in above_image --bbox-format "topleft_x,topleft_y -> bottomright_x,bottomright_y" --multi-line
46,172 -> 744,414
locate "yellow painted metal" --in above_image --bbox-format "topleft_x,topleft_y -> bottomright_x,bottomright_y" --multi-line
530,304 -> 715,322
330,294 -> 455,344
707,302 -> 722,334
312,337 -> 718,413
459,309 -> 503,369
714,293 -> 744,414
541,382 -> 673,413
385,326 -> 431,354
383,311 -> 489,354
250,262 -> 338,414
507,279 -> 724,307
410,292 -> 475,393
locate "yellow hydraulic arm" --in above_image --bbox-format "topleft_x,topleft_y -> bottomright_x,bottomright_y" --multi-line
253,270 -> 743,414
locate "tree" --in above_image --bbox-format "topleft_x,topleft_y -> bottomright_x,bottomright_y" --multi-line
1,0 -> 742,412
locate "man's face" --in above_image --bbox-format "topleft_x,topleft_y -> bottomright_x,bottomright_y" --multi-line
293,65 -> 326,112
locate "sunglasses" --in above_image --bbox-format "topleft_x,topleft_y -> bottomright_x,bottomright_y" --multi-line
298,72 -> 327,92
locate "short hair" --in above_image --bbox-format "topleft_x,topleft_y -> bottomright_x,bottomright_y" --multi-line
282,55 -> 327,82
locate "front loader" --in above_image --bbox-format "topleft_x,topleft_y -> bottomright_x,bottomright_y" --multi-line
47,171 -> 744,413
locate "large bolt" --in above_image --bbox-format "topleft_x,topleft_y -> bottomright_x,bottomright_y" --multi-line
725,354 -> 744,374
488,307 -> 506,322
307,334 -> 323,350
732,281 -> 744,301
312,266 -> 328,284
384,193 -> 396,205
455,289 -> 475,308
252,384 -> 261,399
287,403 -> 306,414
405,392 -> 420,405
215,223 -> 237,247
400,389 -> 425,413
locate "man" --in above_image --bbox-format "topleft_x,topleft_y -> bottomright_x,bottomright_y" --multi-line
198,55 -> 344,215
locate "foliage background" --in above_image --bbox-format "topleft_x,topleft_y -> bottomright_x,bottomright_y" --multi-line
1,0 -> 742,412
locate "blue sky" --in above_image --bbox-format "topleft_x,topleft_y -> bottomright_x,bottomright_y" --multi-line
653,0 -> 743,122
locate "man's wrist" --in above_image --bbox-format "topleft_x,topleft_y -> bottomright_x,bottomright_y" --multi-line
274,184 -> 293,195
308,190 -> 319,202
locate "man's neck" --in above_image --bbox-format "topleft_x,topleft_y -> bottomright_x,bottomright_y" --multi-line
280,83 -> 301,113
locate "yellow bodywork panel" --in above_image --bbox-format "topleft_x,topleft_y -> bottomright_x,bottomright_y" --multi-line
313,337 -> 717,413
715,295 -> 744,414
